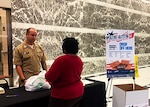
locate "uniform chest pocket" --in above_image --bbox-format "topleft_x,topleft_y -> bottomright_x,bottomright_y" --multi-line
23,51 -> 32,59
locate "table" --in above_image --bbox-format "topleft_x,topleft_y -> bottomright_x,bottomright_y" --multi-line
0,80 -> 106,107
0,87 -> 50,107
80,80 -> 106,107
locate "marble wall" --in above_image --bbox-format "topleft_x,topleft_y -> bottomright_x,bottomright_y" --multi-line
11,0 -> 150,80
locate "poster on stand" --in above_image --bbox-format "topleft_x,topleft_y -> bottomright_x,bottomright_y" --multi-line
106,29 -> 135,78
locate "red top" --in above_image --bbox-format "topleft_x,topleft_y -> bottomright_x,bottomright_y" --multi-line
45,54 -> 84,99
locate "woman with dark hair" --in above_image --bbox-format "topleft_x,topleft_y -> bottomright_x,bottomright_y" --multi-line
45,37 -> 84,107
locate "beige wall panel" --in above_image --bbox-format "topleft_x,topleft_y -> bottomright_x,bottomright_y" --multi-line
0,0 -> 11,8
0,8 -> 8,75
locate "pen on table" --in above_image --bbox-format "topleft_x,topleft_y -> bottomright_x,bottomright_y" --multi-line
6,94 -> 19,98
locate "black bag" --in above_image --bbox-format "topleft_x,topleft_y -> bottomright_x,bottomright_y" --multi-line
0,78 -> 9,89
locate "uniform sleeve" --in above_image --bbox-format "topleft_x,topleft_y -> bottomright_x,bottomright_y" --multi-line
14,47 -> 22,65
37,44 -> 47,62
42,52 -> 47,62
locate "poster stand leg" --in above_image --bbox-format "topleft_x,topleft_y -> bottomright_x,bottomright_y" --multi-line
106,78 -> 113,103
132,76 -> 136,90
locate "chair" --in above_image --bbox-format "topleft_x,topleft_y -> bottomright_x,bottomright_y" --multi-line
0,75 -> 9,89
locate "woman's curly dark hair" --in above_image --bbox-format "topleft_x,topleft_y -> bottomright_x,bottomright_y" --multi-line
62,37 -> 79,54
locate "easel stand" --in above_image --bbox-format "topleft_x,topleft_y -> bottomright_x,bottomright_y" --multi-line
106,76 -> 136,104
106,78 -> 113,103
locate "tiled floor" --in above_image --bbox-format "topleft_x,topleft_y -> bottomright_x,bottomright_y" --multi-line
82,66 -> 150,107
